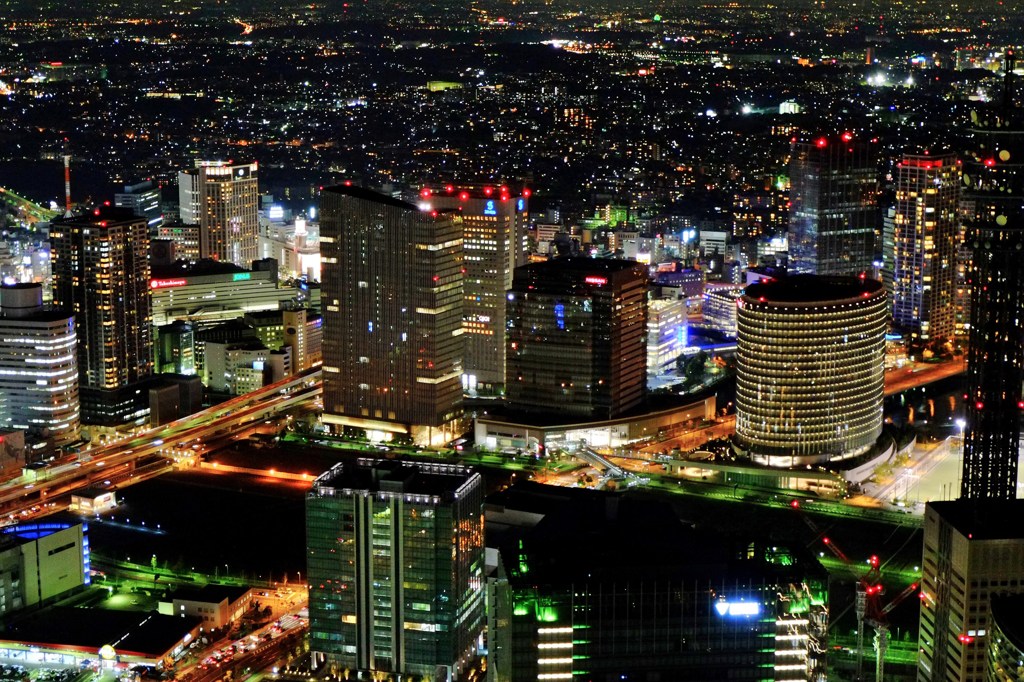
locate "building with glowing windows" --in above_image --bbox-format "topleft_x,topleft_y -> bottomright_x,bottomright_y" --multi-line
959,81 -> 1024,501
506,258 -> 648,420
0,284 -> 79,452
734,275 -> 886,466
495,492 -> 828,682
987,594 -> 1024,682
422,185 -> 530,396
178,161 -> 260,268
319,186 -> 464,445
307,459 -> 484,681
50,207 -> 153,426
646,297 -> 687,373
788,134 -> 878,277
889,153 -> 961,341
149,260 -> 311,329
917,500 -> 1024,682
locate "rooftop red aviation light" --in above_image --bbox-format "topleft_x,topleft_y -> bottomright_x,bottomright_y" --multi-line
459,191 -> 470,201
841,131 -> 853,142
420,188 -> 432,198
523,188 -> 532,198
484,187 -> 493,196
816,137 -> 829,148
445,185 -> 454,193
985,158 -> 996,167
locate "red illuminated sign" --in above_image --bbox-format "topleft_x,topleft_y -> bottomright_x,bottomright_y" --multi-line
150,279 -> 187,289
585,276 -> 608,286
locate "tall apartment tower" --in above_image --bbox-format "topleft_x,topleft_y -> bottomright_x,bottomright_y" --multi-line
917,500 -> 1024,682
890,153 -> 961,341
506,258 -> 648,419
788,133 -> 878,276
307,459 -> 485,680
421,185 -> 530,396
50,207 -> 153,425
960,65 -> 1024,501
0,284 -> 79,451
178,161 -> 259,267
319,186 -> 464,446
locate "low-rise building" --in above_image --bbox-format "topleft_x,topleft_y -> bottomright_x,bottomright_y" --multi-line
160,585 -> 254,629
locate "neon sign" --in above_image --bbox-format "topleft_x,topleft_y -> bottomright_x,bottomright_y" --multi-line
584,276 -> 607,286
517,198 -> 525,212
483,200 -> 497,216
150,279 -> 187,289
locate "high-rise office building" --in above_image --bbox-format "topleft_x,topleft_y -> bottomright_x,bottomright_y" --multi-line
0,284 -> 79,451
421,185 -> 530,396
788,133 -> 878,276
307,459 -> 485,680
114,180 -> 163,233
178,161 -> 259,267
496,492 -> 829,682
889,153 -> 961,341
734,275 -> 886,466
50,207 -> 153,426
506,258 -> 647,419
319,186 -> 464,445
917,500 -> 1024,682
960,72 -> 1024,500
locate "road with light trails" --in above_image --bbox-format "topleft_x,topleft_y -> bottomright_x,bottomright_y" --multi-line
0,367 -> 322,520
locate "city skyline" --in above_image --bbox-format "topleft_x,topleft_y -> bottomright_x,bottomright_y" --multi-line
0,3 -> 1022,682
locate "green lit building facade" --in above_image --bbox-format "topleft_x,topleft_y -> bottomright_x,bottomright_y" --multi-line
506,574 -> 827,682
495,497 -> 828,682
307,459 -> 485,680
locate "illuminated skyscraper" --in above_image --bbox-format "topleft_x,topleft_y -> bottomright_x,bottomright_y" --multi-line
50,207 -> 153,425
421,185 -> 530,396
506,258 -> 647,419
889,153 -> 961,341
178,161 -> 260,267
960,64 -> 1024,501
734,275 -> 886,466
307,459 -> 484,680
788,134 -> 878,276
0,284 -> 79,451
319,186 -> 464,445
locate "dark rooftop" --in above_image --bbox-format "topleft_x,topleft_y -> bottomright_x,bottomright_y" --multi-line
492,484 -> 824,584
312,459 -> 478,499
323,184 -> 418,212
169,584 -> 251,605
928,500 -> 1024,541
745,274 -> 883,305
2,607 -> 201,658
151,258 -> 247,279
517,257 -> 646,276
991,594 -> 1024,652
52,206 -> 143,226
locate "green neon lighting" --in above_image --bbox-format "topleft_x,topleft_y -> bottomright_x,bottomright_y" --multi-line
232,272 -> 252,281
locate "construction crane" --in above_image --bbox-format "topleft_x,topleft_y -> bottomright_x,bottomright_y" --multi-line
791,499 -> 919,682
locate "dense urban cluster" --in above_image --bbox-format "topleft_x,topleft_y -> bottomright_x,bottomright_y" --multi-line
0,2 -> 1022,682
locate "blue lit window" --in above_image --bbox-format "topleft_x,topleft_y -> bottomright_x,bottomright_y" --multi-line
554,303 -> 565,330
